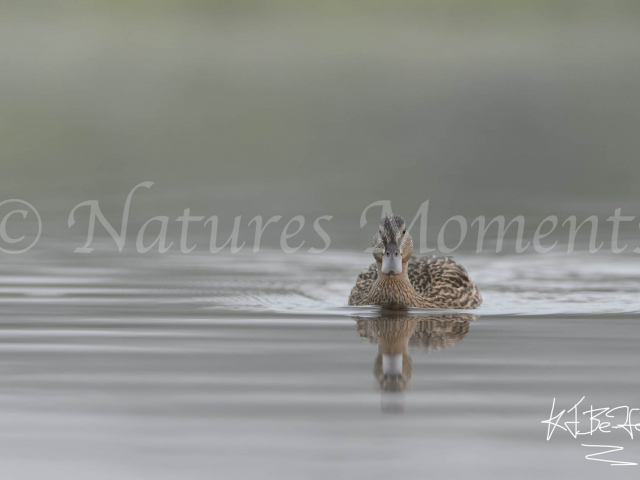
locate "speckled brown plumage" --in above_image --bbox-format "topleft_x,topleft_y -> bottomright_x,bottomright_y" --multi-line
348,215 -> 482,309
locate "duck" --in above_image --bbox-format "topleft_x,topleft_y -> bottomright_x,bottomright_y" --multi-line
348,214 -> 482,309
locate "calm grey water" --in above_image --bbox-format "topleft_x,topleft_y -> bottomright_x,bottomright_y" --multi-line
3,5 -> 640,478
1,248 -> 640,479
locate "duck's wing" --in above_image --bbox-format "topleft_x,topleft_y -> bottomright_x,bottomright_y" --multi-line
407,256 -> 482,309
348,263 -> 378,305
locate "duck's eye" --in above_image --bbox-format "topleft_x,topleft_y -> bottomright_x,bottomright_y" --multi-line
402,230 -> 406,235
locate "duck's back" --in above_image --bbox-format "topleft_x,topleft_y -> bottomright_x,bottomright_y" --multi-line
407,256 -> 482,309
348,256 -> 482,308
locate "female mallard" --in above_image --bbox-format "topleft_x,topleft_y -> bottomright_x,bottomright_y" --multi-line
349,214 -> 482,309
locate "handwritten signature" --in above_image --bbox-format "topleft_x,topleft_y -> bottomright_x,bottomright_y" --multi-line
542,397 -> 640,466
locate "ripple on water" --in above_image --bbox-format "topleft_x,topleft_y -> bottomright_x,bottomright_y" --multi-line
2,248 -> 640,316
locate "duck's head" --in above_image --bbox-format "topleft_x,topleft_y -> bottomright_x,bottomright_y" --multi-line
372,214 -> 413,276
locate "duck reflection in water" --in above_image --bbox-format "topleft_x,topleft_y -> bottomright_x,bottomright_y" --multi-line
353,310 -> 477,413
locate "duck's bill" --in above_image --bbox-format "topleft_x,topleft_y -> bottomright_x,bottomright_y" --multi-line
381,244 -> 402,275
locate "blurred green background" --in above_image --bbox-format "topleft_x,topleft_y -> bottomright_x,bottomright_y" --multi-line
2,1 -> 640,251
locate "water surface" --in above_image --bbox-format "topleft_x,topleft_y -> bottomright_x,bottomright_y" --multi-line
1,249 -> 639,478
